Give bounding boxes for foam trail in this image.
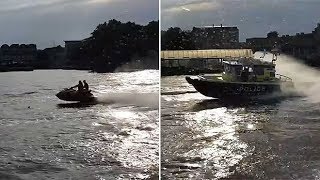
[255,51,320,103]
[96,92,159,109]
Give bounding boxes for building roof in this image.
[1,44,9,49]
[194,26,238,29]
[161,49,253,60]
[64,40,82,43]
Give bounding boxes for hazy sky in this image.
[0,0,158,49]
[162,0,320,41]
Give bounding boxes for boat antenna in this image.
[271,43,280,64]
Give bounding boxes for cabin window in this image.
[270,72,275,77]
[235,66,242,75]
[225,65,231,73]
[254,67,264,75]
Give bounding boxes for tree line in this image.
[161,27,242,50]
[161,27,196,50]
[69,19,159,72]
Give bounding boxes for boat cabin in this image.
[222,60,276,82]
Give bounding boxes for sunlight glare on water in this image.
[0,69,159,180]
[162,72,320,179]
[182,107,248,179]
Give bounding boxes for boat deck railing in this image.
[276,74,292,82]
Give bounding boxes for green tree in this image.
[76,19,158,72]
[267,31,279,38]
[161,27,195,50]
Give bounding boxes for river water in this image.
[0,70,159,180]
[161,55,320,179]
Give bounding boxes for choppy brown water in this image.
[0,70,159,180]
[161,75,320,180]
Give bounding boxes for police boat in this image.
[186,49,294,99]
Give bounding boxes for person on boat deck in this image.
[241,67,249,82]
[83,80,89,91]
[71,81,84,92]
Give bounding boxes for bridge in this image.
[161,49,253,60]
[161,49,254,76]
[162,49,253,67]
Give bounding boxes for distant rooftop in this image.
[194,24,238,29]
[64,40,82,42]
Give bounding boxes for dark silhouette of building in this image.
[313,23,320,54]
[44,46,66,68]
[64,40,82,60]
[0,44,37,66]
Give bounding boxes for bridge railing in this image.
[276,73,292,82]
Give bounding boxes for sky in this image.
[0,0,158,49]
[161,0,320,42]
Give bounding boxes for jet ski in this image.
[56,88,97,103]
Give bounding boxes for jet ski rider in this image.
[71,81,84,92]
[83,80,89,91]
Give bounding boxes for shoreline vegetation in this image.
[1,19,159,73]
[161,24,320,67]
[76,19,159,73]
